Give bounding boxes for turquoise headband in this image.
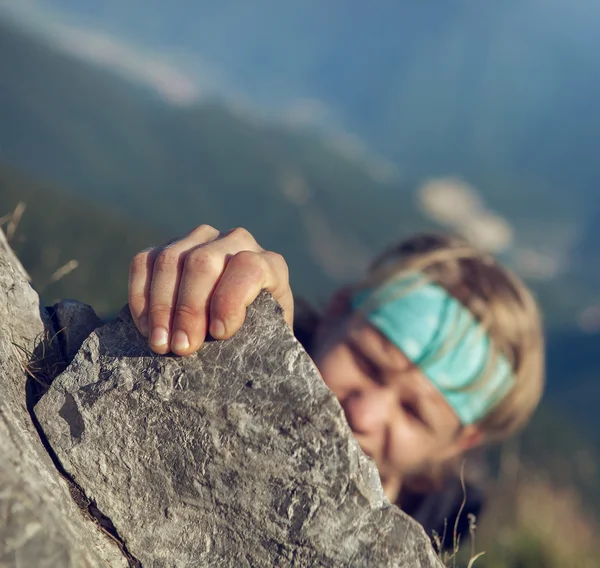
[351,274,515,425]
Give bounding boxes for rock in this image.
[0,223,29,282]
[48,300,104,364]
[35,293,441,567]
[0,235,129,567]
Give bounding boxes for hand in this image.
[128,225,293,356]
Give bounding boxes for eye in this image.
[348,342,382,383]
[402,400,424,424]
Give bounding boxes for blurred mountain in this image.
[17,1,600,203]
[0,18,438,307]
[0,13,594,319]
[4,1,600,319]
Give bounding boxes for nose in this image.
[342,387,396,438]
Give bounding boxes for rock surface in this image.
[0,240,128,567]
[35,293,441,567]
[48,299,104,364]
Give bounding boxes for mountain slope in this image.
[0,163,167,316]
[6,3,600,320]
[27,0,600,207]
[0,20,435,305]
[0,17,597,326]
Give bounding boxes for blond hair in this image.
[355,232,545,443]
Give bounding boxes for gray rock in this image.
[0,236,128,567]
[36,292,441,567]
[0,224,29,282]
[48,299,104,364]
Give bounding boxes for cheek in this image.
[386,422,437,475]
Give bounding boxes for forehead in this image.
[346,313,413,369]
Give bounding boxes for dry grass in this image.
[477,473,600,568]
[12,326,67,393]
[432,461,486,568]
[472,442,600,568]
[430,446,600,568]
[1,201,78,291]
[2,202,71,391]
[0,202,30,281]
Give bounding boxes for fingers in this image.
[169,229,265,355]
[129,224,293,358]
[208,249,293,339]
[128,247,158,337]
[146,244,186,354]
[147,225,222,354]
[128,225,220,349]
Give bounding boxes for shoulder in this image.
[404,476,486,550]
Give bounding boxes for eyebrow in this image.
[346,336,381,377]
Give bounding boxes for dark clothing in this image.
[293,301,487,551]
[399,475,485,551]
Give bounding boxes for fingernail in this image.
[139,315,149,336]
[171,330,189,351]
[210,318,226,339]
[150,326,169,348]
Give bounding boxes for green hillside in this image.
[30,1,600,209]
[0,163,167,316]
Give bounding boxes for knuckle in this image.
[265,251,290,286]
[175,302,201,321]
[185,249,221,276]
[189,224,219,240]
[264,251,291,297]
[130,250,151,272]
[233,249,256,263]
[148,303,173,320]
[265,251,288,274]
[227,226,254,243]
[233,250,264,275]
[154,250,180,270]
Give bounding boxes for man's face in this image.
[312,312,468,501]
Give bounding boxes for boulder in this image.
[35,293,441,567]
[0,238,128,567]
